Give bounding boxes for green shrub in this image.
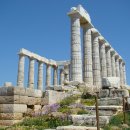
[80,99,95,106]
[58,106,71,114]
[59,95,79,107]
[81,92,95,99]
[77,109,88,115]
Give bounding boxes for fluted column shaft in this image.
[60,69,64,85]
[17,54,25,87]
[119,61,123,86]
[100,43,107,77]
[83,25,93,84]
[115,57,120,77]
[106,47,112,77]
[122,63,127,85]
[28,58,35,89]
[46,64,51,87]
[92,36,101,86]
[70,15,82,82]
[111,53,116,77]
[37,62,43,90]
[53,66,58,86]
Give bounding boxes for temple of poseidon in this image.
[0,5,129,127]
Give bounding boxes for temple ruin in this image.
[0,5,129,126]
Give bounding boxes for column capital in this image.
[110,48,116,56]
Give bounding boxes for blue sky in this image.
[0,0,130,87]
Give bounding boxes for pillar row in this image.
[111,51,116,77]
[92,36,101,87]
[37,61,43,90]
[46,64,51,87]
[28,57,35,89]
[100,42,107,78]
[106,46,112,77]
[83,25,93,84]
[60,69,64,85]
[53,66,58,86]
[70,14,82,82]
[17,54,25,87]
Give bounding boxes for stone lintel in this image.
[19,48,57,66]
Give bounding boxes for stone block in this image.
[0,120,21,126]
[98,97,122,106]
[25,88,42,97]
[27,97,35,105]
[41,97,48,105]
[0,95,28,104]
[0,104,27,113]
[56,126,102,130]
[0,113,23,120]
[99,89,109,98]
[34,105,41,111]
[102,77,120,89]
[0,87,26,96]
[4,82,12,87]
[110,89,129,97]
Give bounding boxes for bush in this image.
[77,109,88,115]
[59,95,79,107]
[80,99,95,106]
[58,106,71,114]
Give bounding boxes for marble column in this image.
[119,59,123,86]
[115,55,120,77]
[53,66,58,86]
[106,45,112,77]
[100,42,107,78]
[60,69,64,85]
[46,64,51,87]
[122,62,127,85]
[111,50,116,77]
[37,61,43,90]
[17,54,25,87]
[70,14,82,82]
[64,65,69,81]
[92,35,101,86]
[83,24,93,84]
[28,57,35,89]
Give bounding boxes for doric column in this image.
[115,55,120,77]
[64,65,70,81]
[53,66,58,86]
[60,69,64,85]
[105,45,112,77]
[119,59,123,86]
[17,54,25,87]
[99,42,107,78]
[92,34,101,87]
[46,64,51,87]
[111,49,116,77]
[69,14,82,82]
[83,24,93,84]
[37,61,43,90]
[122,62,127,85]
[28,57,35,89]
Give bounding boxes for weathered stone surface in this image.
[25,88,42,97]
[102,77,120,89]
[0,95,28,104]
[34,105,41,111]
[56,126,101,130]
[98,97,122,106]
[41,97,48,105]
[0,113,23,120]
[0,104,27,113]
[110,89,129,97]
[0,87,26,96]
[0,120,21,126]
[45,90,71,105]
[99,89,109,98]
[4,82,12,87]
[27,97,41,105]
[70,115,110,127]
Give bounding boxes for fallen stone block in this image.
[0,120,21,126]
[0,104,27,113]
[0,113,23,120]
[0,87,26,96]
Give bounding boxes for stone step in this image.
[56,126,102,130]
[69,115,110,127]
[98,97,122,106]
[84,105,122,116]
